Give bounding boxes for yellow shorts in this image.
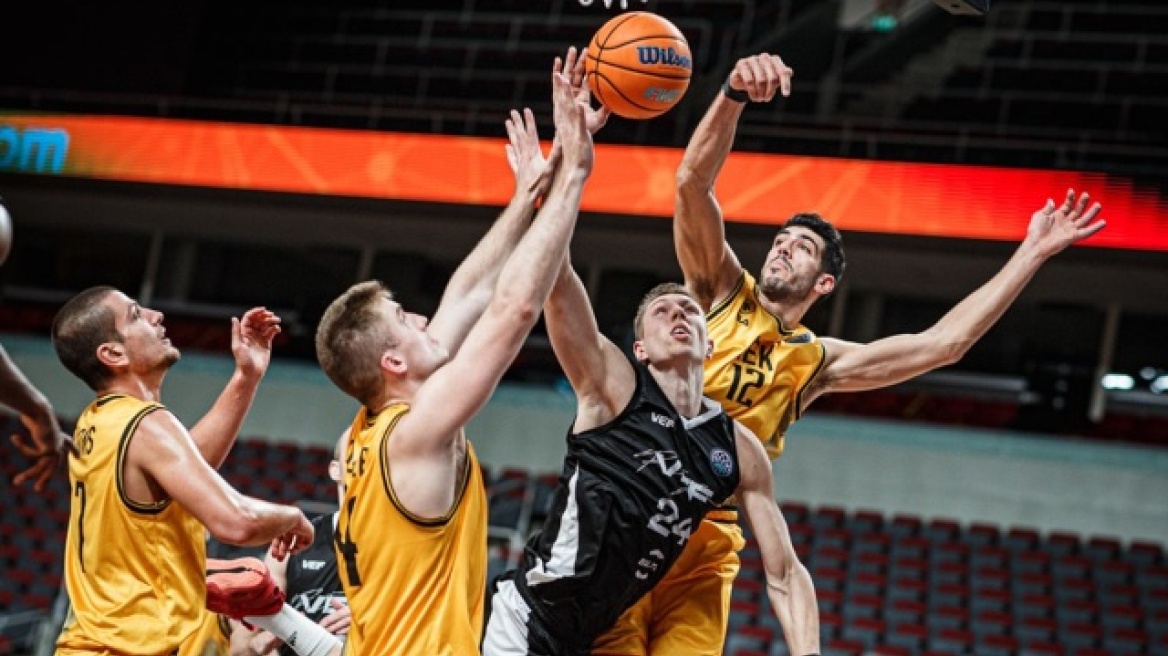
[592,510,745,655]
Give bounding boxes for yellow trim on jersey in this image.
[114,403,167,514]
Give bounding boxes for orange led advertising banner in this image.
[1,112,1165,250]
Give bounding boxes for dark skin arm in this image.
[2,345,74,491]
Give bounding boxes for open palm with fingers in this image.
[1026,189,1106,259]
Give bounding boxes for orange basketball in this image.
[585,12,692,120]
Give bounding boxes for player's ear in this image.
[632,340,649,363]
[328,459,342,483]
[380,351,406,375]
[814,273,836,296]
[96,341,126,368]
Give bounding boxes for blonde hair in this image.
[633,282,697,339]
[316,281,397,407]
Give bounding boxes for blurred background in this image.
[1,1,1166,654]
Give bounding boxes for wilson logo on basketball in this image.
[635,46,692,70]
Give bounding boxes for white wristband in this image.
[245,605,342,656]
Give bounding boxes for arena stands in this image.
[4,411,1165,655]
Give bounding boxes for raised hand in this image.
[11,412,75,491]
[563,46,611,135]
[231,307,282,380]
[1025,189,1106,259]
[727,53,794,103]
[505,108,559,199]
[551,48,594,176]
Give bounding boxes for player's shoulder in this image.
[786,323,820,345]
[707,270,751,321]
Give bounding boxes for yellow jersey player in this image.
[180,611,233,656]
[314,48,601,656]
[51,289,313,656]
[595,52,1106,655]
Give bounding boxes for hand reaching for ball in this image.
[727,53,793,103]
[552,48,595,176]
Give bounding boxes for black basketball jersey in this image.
[280,512,346,656]
[513,361,741,649]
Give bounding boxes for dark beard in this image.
[758,271,814,307]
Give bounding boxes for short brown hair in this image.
[634,282,697,340]
[52,286,120,391]
[315,281,396,407]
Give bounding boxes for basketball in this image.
[0,200,13,267]
[585,12,692,120]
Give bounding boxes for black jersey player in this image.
[482,268,820,656]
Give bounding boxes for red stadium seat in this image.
[887,622,928,651]
[823,637,864,656]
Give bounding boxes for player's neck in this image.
[756,289,813,332]
[367,378,416,413]
[647,361,705,418]
[100,372,166,403]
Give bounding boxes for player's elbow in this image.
[208,502,266,546]
[931,331,974,367]
[675,162,713,198]
[494,292,539,328]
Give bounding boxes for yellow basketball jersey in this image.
[705,272,826,459]
[176,612,231,656]
[336,403,487,656]
[56,394,207,656]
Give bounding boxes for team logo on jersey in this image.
[709,448,734,477]
[651,412,675,428]
[290,588,347,615]
[736,300,753,327]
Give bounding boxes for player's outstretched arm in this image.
[543,257,635,431]
[129,410,313,554]
[396,49,594,457]
[3,345,74,491]
[188,307,282,469]
[735,421,820,656]
[425,110,549,356]
[805,190,1105,406]
[674,53,792,309]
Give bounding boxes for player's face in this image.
[759,226,827,304]
[104,292,180,372]
[381,298,448,378]
[637,293,708,365]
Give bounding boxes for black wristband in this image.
[722,79,749,103]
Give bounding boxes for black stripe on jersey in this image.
[378,411,475,528]
[706,271,746,323]
[95,393,127,407]
[793,340,828,422]
[115,404,169,515]
[216,614,232,641]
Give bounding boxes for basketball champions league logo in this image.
[577,0,647,8]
